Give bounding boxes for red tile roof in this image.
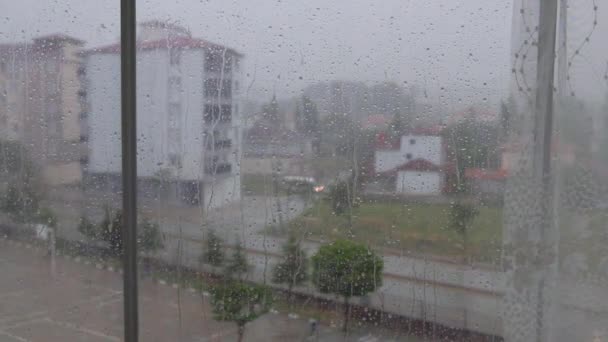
[378,158,443,177]
[33,34,84,45]
[81,36,242,56]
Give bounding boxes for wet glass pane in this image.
[3,1,608,341]
[0,2,124,341]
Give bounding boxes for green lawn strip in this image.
[241,174,277,196]
[276,200,503,262]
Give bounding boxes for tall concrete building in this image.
[83,21,243,208]
[0,43,28,142]
[0,34,85,186]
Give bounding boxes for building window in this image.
[204,104,220,123]
[168,76,182,92]
[205,51,220,72]
[204,79,232,98]
[204,105,231,123]
[410,138,416,145]
[168,103,181,129]
[205,51,232,73]
[406,153,412,160]
[169,49,181,65]
[220,105,231,122]
[168,153,182,167]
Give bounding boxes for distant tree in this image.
[389,112,406,139]
[370,81,407,117]
[312,240,383,332]
[300,96,320,134]
[2,185,39,223]
[298,96,321,155]
[272,235,308,305]
[78,216,99,240]
[330,180,350,215]
[202,229,225,266]
[225,239,249,279]
[448,202,479,262]
[138,219,164,254]
[443,113,500,192]
[35,207,57,228]
[99,207,123,256]
[210,281,272,342]
[0,140,43,222]
[261,94,280,125]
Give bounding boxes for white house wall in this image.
[179,50,205,180]
[136,49,169,178]
[86,54,121,174]
[399,135,442,165]
[396,171,441,194]
[375,135,443,173]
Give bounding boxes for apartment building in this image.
[82,21,243,208]
[0,43,28,141]
[0,35,85,185]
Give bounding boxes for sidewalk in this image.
[40,186,608,339]
[0,237,424,342]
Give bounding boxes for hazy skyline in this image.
[2,0,606,109]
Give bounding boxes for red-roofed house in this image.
[374,134,446,195]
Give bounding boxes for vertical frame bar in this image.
[121,0,139,340]
[533,0,559,341]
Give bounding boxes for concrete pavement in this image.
[39,186,608,339]
[0,238,426,341]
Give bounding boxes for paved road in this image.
[0,239,426,341]
[40,187,608,339]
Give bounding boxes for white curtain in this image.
[504,0,608,341]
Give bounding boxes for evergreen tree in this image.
[448,202,479,262]
[78,216,98,240]
[2,185,39,223]
[99,207,123,256]
[261,94,280,125]
[0,140,42,223]
[202,229,225,266]
[300,96,320,136]
[298,96,321,155]
[225,239,249,278]
[330,180,350,215]
[138,219,164,253]
[272,235,308,304]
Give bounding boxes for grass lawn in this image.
[272,200,503,262]
[241,174,281,196]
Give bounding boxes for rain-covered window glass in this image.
[2,1,608,341]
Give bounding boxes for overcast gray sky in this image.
[1,0,606,107]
